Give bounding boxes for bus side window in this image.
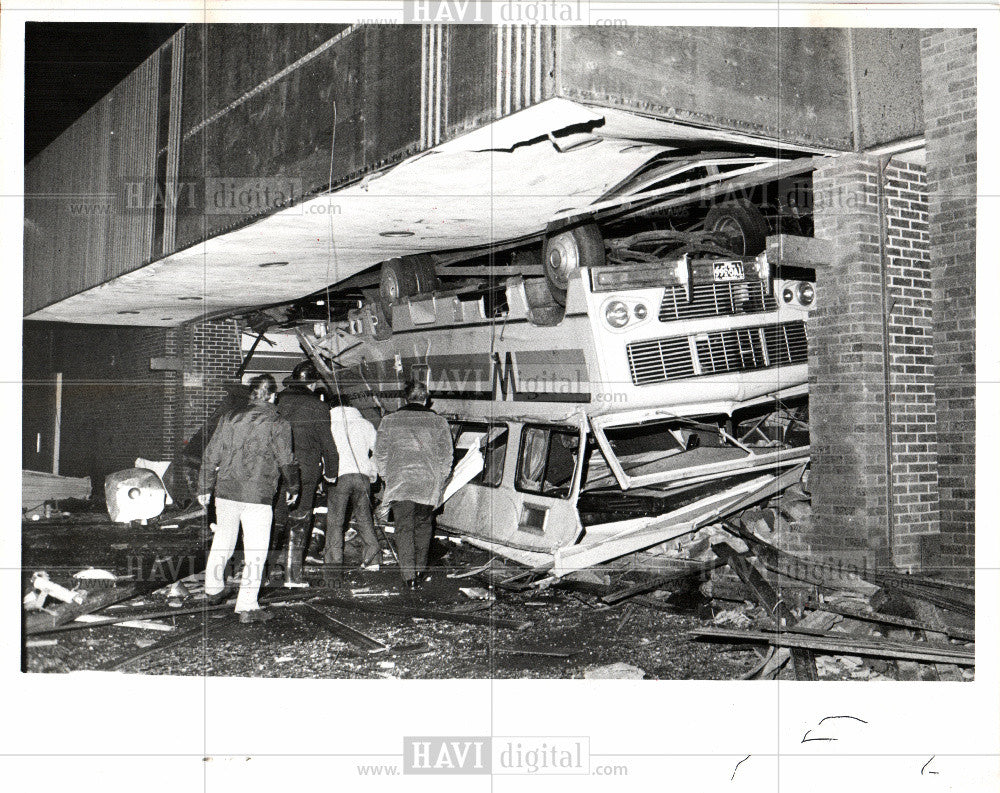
[516,426,579,499]
[543,430,578,498]
[450,421,509,489]
[482,426,509,488]
[517,427,548,493]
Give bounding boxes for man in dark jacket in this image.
[198,374,299,623]
[374,381,453,590]
[274,361,339,587]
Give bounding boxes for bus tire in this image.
[410,254,440,295]
[379,258,416,311]
[378,256,439,323]
[704,200,769,255]
[543,222,605,305]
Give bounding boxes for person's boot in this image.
[305,527,326,565]
[283,525,309,588]
[265,524,288,581]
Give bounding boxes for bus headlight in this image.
[782,285,795,304]
[633,303,648,321]
[797,282,815,306]
[605,301,630,328]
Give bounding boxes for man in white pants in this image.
[197,374,299,623]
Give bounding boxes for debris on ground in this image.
[459,586,494,601]
[689,524,975,681]
[583,662,646,679]
[711,608,754,629]
[20,504,974,681]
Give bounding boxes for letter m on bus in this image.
[491,352,518,400]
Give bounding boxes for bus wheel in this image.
[379,258,415,314]
[704,199,769,255]
[410,254,440,295]
[378,255,439,322]
[543,223,605,305]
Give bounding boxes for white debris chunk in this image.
[583,662,646,680]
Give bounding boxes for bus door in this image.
[440,420,587,554]
[504,421,587,554]
[440,420,518,544]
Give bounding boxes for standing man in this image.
[374,381,453,590]
[197,374,299,623]
[326,399,380,579]
[274,361,339,587]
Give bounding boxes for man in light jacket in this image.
[197,374,299,623]
[325,399,381,577]
[374,381,453,590]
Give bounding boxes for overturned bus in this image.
[303,214,815,583]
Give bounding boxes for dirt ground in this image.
[23,514,758,679]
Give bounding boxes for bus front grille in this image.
[626,321,808,386]
[658,281,777,322]
[626,336,695,385]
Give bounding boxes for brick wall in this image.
[920,29,976,580]
[23,318,245,503]
[22,323,173,488]
[808,154,939,571]
[884,162,940,567]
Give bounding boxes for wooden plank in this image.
[691,627,975,666]
[73,614,175,632]
[26,581,153,635]
[311,595,532,631]
[822,603,975,643]
[495,647,581,659]
[296,604,388,654]
[96,624,206,672]
[26,586,317,636]
[22,470,92,509]
[602,558,725,605]
[712,541,818,680]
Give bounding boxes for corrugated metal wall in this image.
[24,39,166,315]
[26,25,922,318]
[23,24,557,315]
[172,24,555,252]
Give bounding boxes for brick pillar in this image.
[181,318,244,442]
[164,318,244,497]
[808,153,940,572]
[883,161,939,569]
[920,29,976,580]
[809,154,891,570]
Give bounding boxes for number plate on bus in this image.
[713,260,745,281]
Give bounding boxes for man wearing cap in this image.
[273,361,339,587]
